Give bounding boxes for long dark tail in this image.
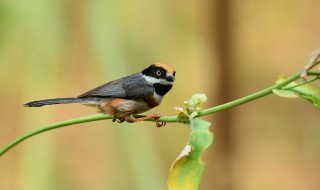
[24,97,99,107]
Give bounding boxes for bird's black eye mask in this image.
[142,65,166,79]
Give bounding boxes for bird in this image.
[24,63,175,127]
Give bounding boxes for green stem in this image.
[0,71,304,157]
[282,75,319,90]
[307,71,320,76]
[0,115,112,157]
[197,72,301,116]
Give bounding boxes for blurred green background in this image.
[1,0,320,189]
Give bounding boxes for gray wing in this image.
[78,73,154,99]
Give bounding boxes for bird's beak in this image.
[166,74,175,82]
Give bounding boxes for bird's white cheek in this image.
[143,75,162,83]
[143,75,173,85]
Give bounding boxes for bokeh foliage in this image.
[1,0,320,190]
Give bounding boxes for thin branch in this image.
[282,76,319,90]
[0,115,113,157]
[0,70,315,157]
[197,72,301,116]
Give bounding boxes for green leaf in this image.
[274,76,320,109]
[167,119,213,190]
[272,89,299,98]
[294,85,320,109]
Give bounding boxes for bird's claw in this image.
[113,114,166,127]
[156,120,166,127]
[154,115,166,128]
[112,117,125,123]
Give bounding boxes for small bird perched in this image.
[24,63,175,127]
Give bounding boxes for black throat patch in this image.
[153,83,173,96]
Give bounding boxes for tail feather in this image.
[24,97,99,107]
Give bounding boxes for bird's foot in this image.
[128,114,166,127]
[112,117,125,123]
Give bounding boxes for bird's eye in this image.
[156,70,162,76]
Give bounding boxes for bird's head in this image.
[142,63,175,86]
